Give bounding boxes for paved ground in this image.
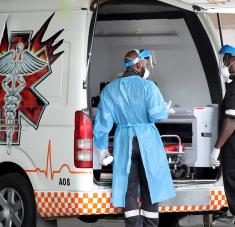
[56,214,235,227]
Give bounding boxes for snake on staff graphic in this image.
[0,42,47,153]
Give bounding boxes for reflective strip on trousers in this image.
[225,109,235,116]
[124,209,139,218]
[140,209,159,219]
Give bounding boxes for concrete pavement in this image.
[57,214,235,227]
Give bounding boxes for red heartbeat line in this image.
[25,140,92,180]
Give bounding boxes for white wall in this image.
[90,19,211,107]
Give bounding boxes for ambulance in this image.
[0,0,234,226]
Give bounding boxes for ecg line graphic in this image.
[25,140,92,180]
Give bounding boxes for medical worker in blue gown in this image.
[94,49,175,227]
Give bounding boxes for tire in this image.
[0,173,36,227]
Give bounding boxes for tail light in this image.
[74,111,93,168]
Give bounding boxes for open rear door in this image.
[91,0,235,13]
[0,13,9,42]
[157,0,235,13]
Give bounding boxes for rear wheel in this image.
[0,173,36,227]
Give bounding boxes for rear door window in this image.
[209,14,235,47]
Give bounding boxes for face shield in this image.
[139,49,154,79]
[139,49,153,68]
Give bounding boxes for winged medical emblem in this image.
[0,43,47,153]
[0,13,64,154]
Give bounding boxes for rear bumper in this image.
[159,187,227,212]
[35,186,228,218]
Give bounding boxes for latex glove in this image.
[99,148,113,166]
[210,148,221,169]
[165,100,175,114]
[168,107,175,114]
[166,100,172,112]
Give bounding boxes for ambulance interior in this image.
[88,1,222,185]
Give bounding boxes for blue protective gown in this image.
[94,75,175,208]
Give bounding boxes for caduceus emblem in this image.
[0,42,47,153]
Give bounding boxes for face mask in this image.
[140,61,149,79]
[143,68,149,79]
[220,55,235,83]
[221,65,231,82]
[220,61,235,83]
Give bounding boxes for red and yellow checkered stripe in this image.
[35,191,123,217]
[35,190,228,218]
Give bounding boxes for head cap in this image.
[219,45,235,56]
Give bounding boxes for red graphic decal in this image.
[25,141,92,180]
[207,0,230,4]
[0,13,64,148]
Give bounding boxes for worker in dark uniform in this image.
[210,44,235,215]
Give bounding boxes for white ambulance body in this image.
[0,0,234,226]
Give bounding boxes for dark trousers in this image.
[124,137,159,227]
[221,139,235,215]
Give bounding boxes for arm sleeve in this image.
[146,81,168,122]
[224,92,235,118]
[94,92,114,150]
